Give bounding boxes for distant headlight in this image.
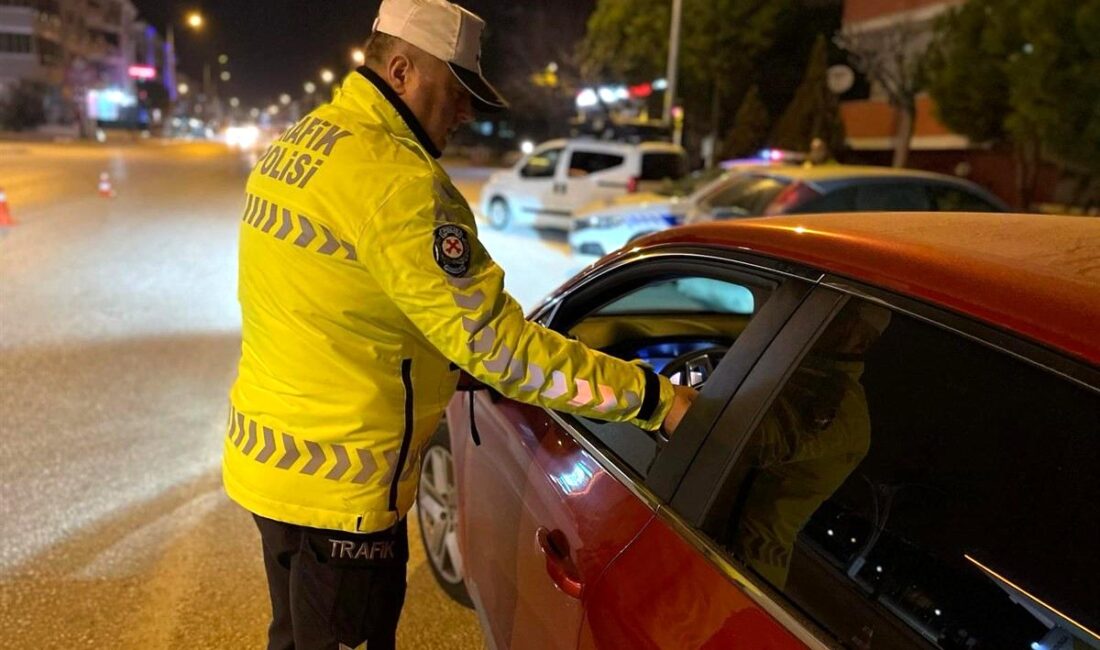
[579,214,624,229]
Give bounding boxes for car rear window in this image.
[855,182,932,211]
[640,152,688,181]
[930,184,1002,212]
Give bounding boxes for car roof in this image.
[538,138,685,154]
[639,212,1100,365]
[764,164,963,183]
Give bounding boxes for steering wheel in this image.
[660,346,729,389]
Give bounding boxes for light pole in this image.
[663,0,683,145]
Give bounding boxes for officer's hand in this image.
[661,385,698,437]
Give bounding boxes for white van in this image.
[478,138,687,231]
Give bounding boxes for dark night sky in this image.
[130,0,594,109]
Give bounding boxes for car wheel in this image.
[487,197,511,230]
[416,420,473,608]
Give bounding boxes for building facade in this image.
[838,0,1061,208]
[0,0,157,128]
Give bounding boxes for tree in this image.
[769,35,845,157]
[836,18,931,167]
[580,0,788,158]
[1007,0,1100,188]
[722,85,770,158]
[925,0,1100,207]
[579,0,670,85]
[0,80,48,132]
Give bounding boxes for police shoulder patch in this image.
[433,224,471,277]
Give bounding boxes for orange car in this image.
[419,213,1099,650]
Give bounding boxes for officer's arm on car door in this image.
[358,173,674,431]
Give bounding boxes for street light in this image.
[218,53,229,65]
[279,93,291,106]
[663,0,682,134]
[178,82,189,95]
[303,81,317,94]
[320,69,335,84]
[220,71,231,82]
[351,48,365,66]
[186,11,203,30]
[229,97,240,108]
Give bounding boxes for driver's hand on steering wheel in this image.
[661,385,699,437]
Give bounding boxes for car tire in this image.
[416,419,474,608]
[487,197,511,230]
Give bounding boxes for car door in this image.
[455,251,816,649]
[579,287,841,650]
[620,283,1100,649]
[561,147,629,214]
[508,144,566,223]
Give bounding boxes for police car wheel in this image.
[416,421,474,608]
[487,198,511,230]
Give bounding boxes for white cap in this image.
[372,0,508,112]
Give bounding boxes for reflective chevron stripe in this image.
[225,407,394,485]
[240,192,358,261]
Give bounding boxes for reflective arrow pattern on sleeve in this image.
[241,192,358,261]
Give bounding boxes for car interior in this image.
[542,266,778,474]
[564,275,766,388]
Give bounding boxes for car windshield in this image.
[656,168,727,197]
[697,175,791,216]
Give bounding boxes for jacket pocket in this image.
[387,358,414,512]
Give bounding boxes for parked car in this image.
[417,213,1099,650]
[479,138,688,231]
[569,165,1010,258]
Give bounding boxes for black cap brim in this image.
[448,63,508,113]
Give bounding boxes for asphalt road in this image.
[0,140,577,649]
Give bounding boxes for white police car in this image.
[479,138,687,231]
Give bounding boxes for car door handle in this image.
[553,182,567,194]
[535,526,583,599]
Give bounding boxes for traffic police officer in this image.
[223,0,696,647]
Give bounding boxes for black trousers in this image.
[253,514,409,650]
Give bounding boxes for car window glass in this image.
[595,278,755,315]
[855,183,932,211]
[657,168,727,197]
[568,150,625,177]
[640,152,688,181]
[788,186,858,213]
[713,298,1100,649]
[520,147,563,178]
[562,272,775,477]
[700,177,789,217]
[930,185,1000,212]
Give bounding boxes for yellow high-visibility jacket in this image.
[223,68,674,534]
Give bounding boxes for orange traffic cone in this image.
[98,172,115,199]
[0,187,15,226]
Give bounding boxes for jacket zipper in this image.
[388,358,414,512]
